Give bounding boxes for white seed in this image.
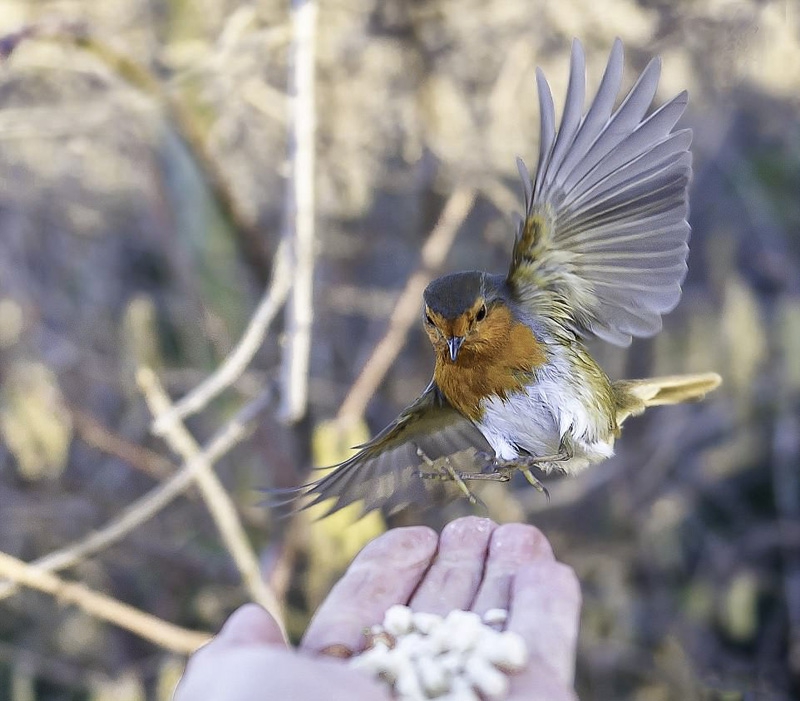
[350,606,528,700]
[494,630,528,671]
[442,611,483,651]
[482,608,508,626]
[396,631,434,658]
[448,675,481,701]
[444,609,483,630]
[445,622,482,652]
[466,655,510,700]
[475,629,528,671]
[421,630,447,656]
[349,642,391,676]
[411,611,442,635]
[416,655,450,696]
[392,650,417,683]
[474,631,503,662]
[428,620,455,652]
[394,661,427,701]
[383,604,414,636]
[439,650,464,675]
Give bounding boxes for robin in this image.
[283,38,721,518]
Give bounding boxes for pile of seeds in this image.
[348,605,527,700]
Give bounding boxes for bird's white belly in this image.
[475,380,615,474]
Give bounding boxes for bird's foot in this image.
[467,450,574,501]
[412,446,482,506]
[458,462,549,501]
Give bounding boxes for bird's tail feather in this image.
[614,372,721,424]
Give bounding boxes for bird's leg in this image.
[488,441,573,471]
[456,464,550,500]
[412,446,480,506]
[503,441,574,468]
[518,468,549,499]
[467,442,575,498]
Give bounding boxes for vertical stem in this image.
[280,0,318,423]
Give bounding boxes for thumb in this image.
[215,603,287,648]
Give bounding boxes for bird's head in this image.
[422,271,509,363]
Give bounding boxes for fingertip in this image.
[392,524,439,547]
[409,517,496,615]
[437,516,497,554]
[442,515,497,539]
[470,523,553,616]
[216,603,286,648]
[302,526,439,653]
[489,523,555,561]
[353,525,438,567]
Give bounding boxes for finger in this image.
[177,645,391,701]
[176,604,288,700]
[470,523,554,617]
[508,670,578,701]
[213,603,287,648]
[302,525,438,653]
[409,516,496,615]
[507,561,581,687]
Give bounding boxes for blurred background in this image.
[0,0,798,699]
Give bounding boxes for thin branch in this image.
[138,369,287,642]
[152,239,293,435]
[0,23,298,426]
[0,550,210,655]
[0,390,275,603]
[335,186,476,427]
[70,406,174,481]
[279,0,318,423]
[0,20,274,281]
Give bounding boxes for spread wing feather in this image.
[280,382,491,519]
[509,38,692,346]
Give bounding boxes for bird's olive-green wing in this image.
[285,382,492,519]
[509,38,692,346]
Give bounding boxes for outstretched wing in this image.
[509,38,692,346]
[280,382,492,519]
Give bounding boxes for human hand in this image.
[174,516,580,701]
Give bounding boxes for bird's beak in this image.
[447,336,464,361]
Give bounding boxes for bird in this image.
[279,38,721,519]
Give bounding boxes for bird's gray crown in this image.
[423,271,486,319]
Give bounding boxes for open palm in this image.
[175,517,580,701]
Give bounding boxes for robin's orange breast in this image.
[433,306,546,422]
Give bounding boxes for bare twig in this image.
[0,20,274,281]
[70,407,174,481]
[0,390,275,603]
[138,369,287,642]
[152,239,293,435]
[279,0,318,423]
[0,550,210,654]
[335,187,476,427]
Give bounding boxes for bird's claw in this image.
[467,453,552,501]
[413,446,481,506]
[412,446,554,504]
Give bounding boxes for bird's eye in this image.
[475,304,487,322]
